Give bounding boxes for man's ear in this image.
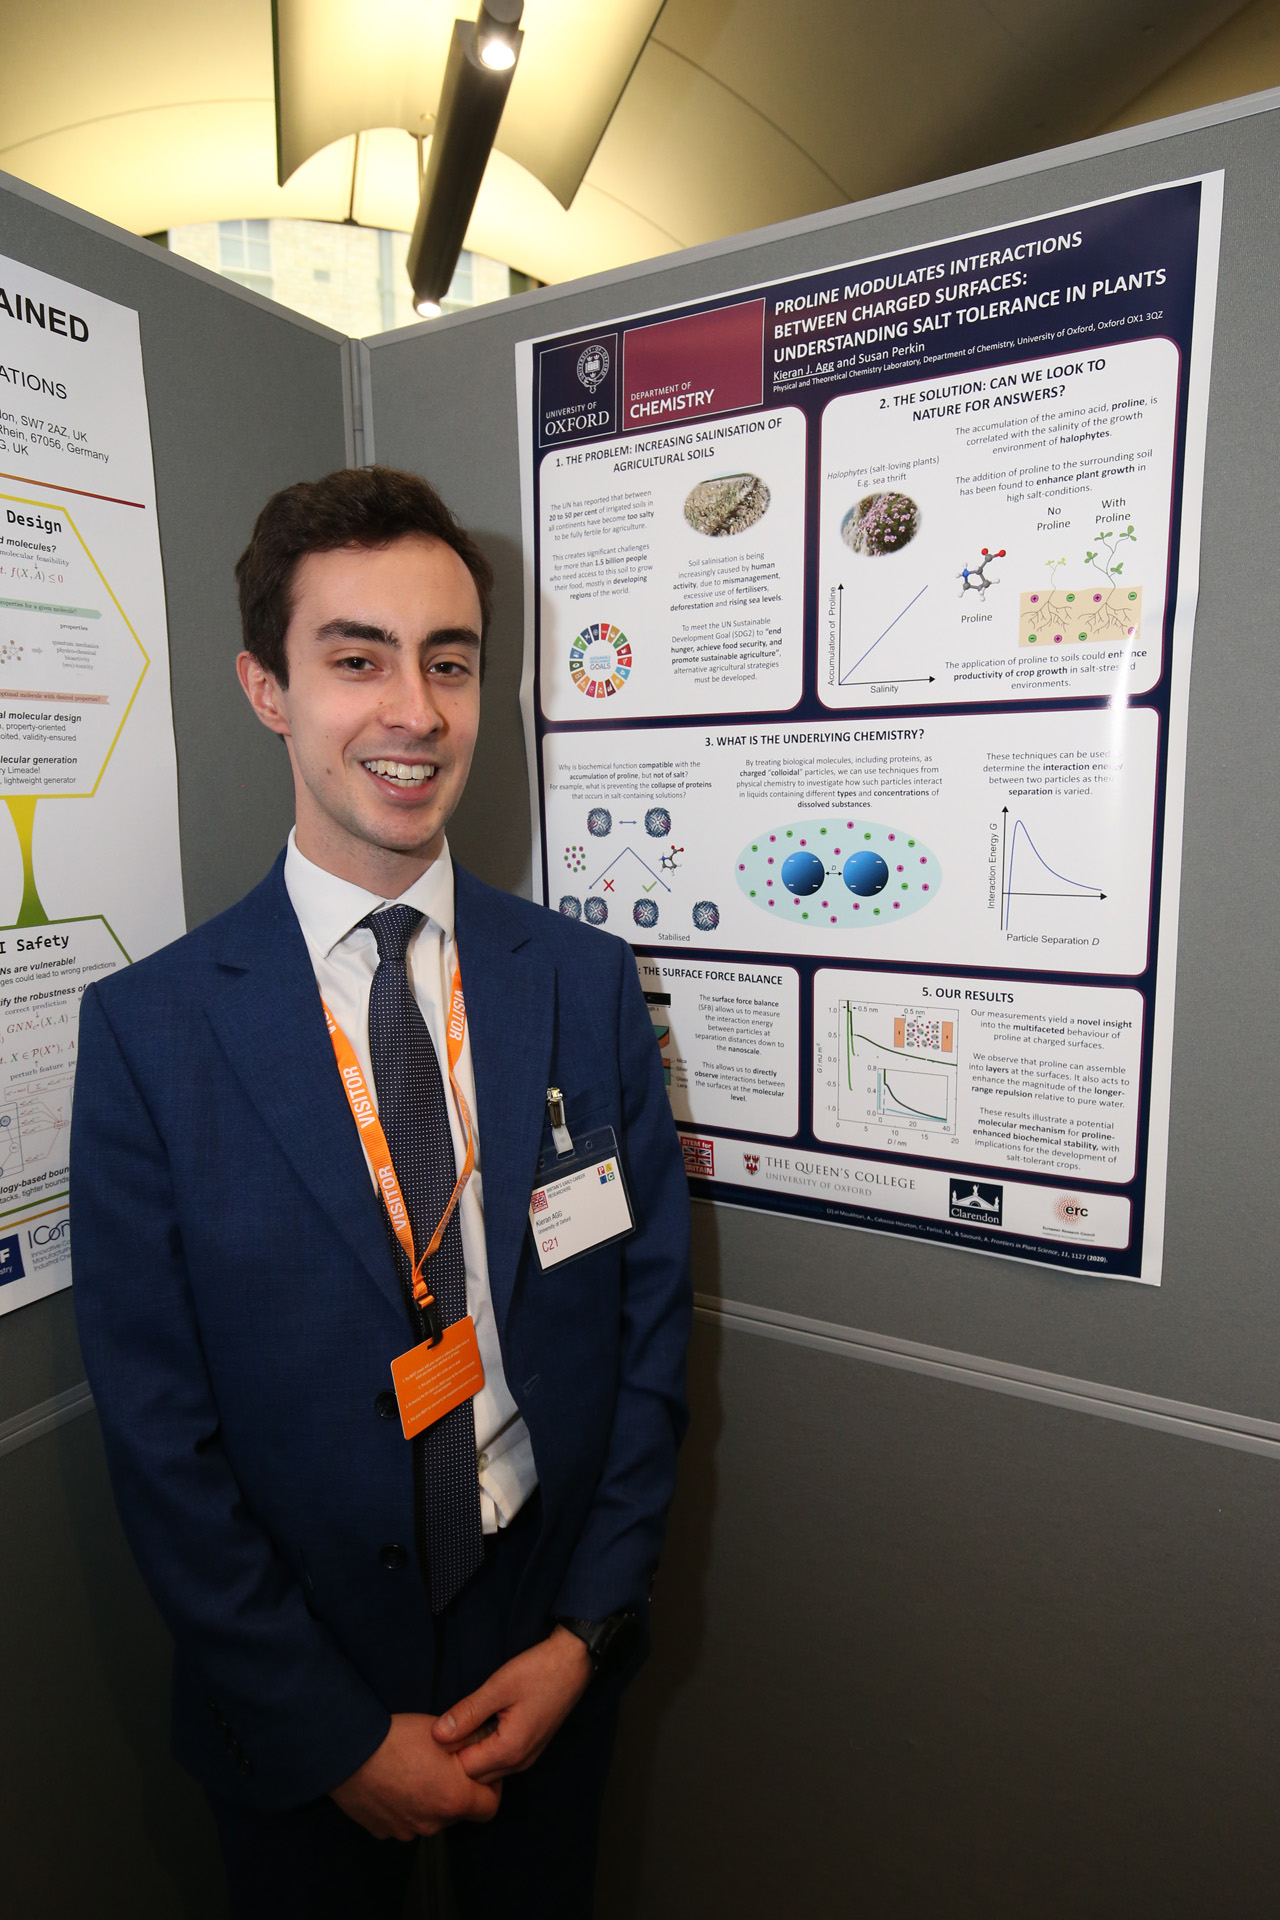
[237,652,290,738]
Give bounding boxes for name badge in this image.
[528,1125,635,1271]
[391,1315,486,1439]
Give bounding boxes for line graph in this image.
[836,581,933,686]
[838,999,959,1137]
[999,809,1106,930]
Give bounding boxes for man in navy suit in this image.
[69,467,691,1918]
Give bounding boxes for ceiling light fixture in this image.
[407,0,524,315]
[477,0,521,71]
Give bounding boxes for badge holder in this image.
[528,1090,636,1272]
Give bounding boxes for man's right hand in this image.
[331,1712,502,1840]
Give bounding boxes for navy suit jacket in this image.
[69,856,691,1811]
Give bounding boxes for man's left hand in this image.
[431,1626,592,1783]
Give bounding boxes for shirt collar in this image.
[284,829,456,961]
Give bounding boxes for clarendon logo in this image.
[0,1231,25,1285]
[569,621,631,699]
[743,1153,760,1176]
[532,1189,549,1214]
[949,1179,1003,1227]
[577,342,610,392]
[1054,1194,1090,1225]
[680,1135,715,1179]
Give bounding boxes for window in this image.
[441,250,475,314]
[217,220,273,297]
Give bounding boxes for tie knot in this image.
[360,904,424,966]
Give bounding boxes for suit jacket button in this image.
[379,1542,408,1570]
[374,1391,397,1419]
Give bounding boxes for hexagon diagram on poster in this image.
[0,494,148,797]
[736,818,941,928]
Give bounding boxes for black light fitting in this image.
[407,0,525,317]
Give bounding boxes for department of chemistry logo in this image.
[569,622,631,699]
[949,1179,1003,1226]
[577,342,610,392]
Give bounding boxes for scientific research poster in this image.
[0,253,184,1315]
[517,177,1222,1284]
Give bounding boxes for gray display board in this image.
[366,98,1280,1431]
[0,169,348,1917]
[362,99,1280,1913]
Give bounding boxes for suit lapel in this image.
[456,867,554,1336]
[204,862,402,1317]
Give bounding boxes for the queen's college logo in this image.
[577,342,610,392]
[743,1154,759,1176]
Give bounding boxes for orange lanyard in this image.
[323,953,474,1327]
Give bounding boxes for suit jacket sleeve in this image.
[550,939,693,1621]
[71,983,392,1809]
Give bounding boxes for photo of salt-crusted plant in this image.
[841,491,920,555]
[683,472,771,537]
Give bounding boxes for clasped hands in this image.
[331,1625,592,1841]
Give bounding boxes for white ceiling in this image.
[0,0,1271,284]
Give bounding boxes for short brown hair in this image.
[235,466,494,684]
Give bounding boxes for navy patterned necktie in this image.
[361,904,483,1613]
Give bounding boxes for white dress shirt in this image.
[284,831,537,1533]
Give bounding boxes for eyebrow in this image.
[314,618,481,650]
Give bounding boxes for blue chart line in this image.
[879,1070,949,1124]
[1001,818,1104,929]
[840,583,929,683]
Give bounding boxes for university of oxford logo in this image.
[577,343,610,392]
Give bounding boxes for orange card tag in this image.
[390,1316,486,1440]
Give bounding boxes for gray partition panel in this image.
[597,1315,1280,1919]
[365,102,1280,1426]
[0,174,351,1915]
[0,171,350,1427]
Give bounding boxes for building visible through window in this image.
[165,220,539,335]
[217,220,273,298]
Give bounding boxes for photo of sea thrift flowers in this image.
[841,491,920,555]
[683,472,771,536]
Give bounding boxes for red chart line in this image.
[0,470,146,510]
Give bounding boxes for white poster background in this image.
[0,253,185,1314]
[518,175,1224,1285]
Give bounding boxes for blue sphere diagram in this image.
[645,807,672,837]
[843,850,890,897]
[587,807,612,837]
[633,899,659,928]
[781,850,825,897]
[584,897,608,925]
[735,818,941,930]
[558,895,582,919]
[692,900,720,932]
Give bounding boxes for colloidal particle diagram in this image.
[737,819,941,929]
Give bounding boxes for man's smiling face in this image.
[237,532,483,890]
